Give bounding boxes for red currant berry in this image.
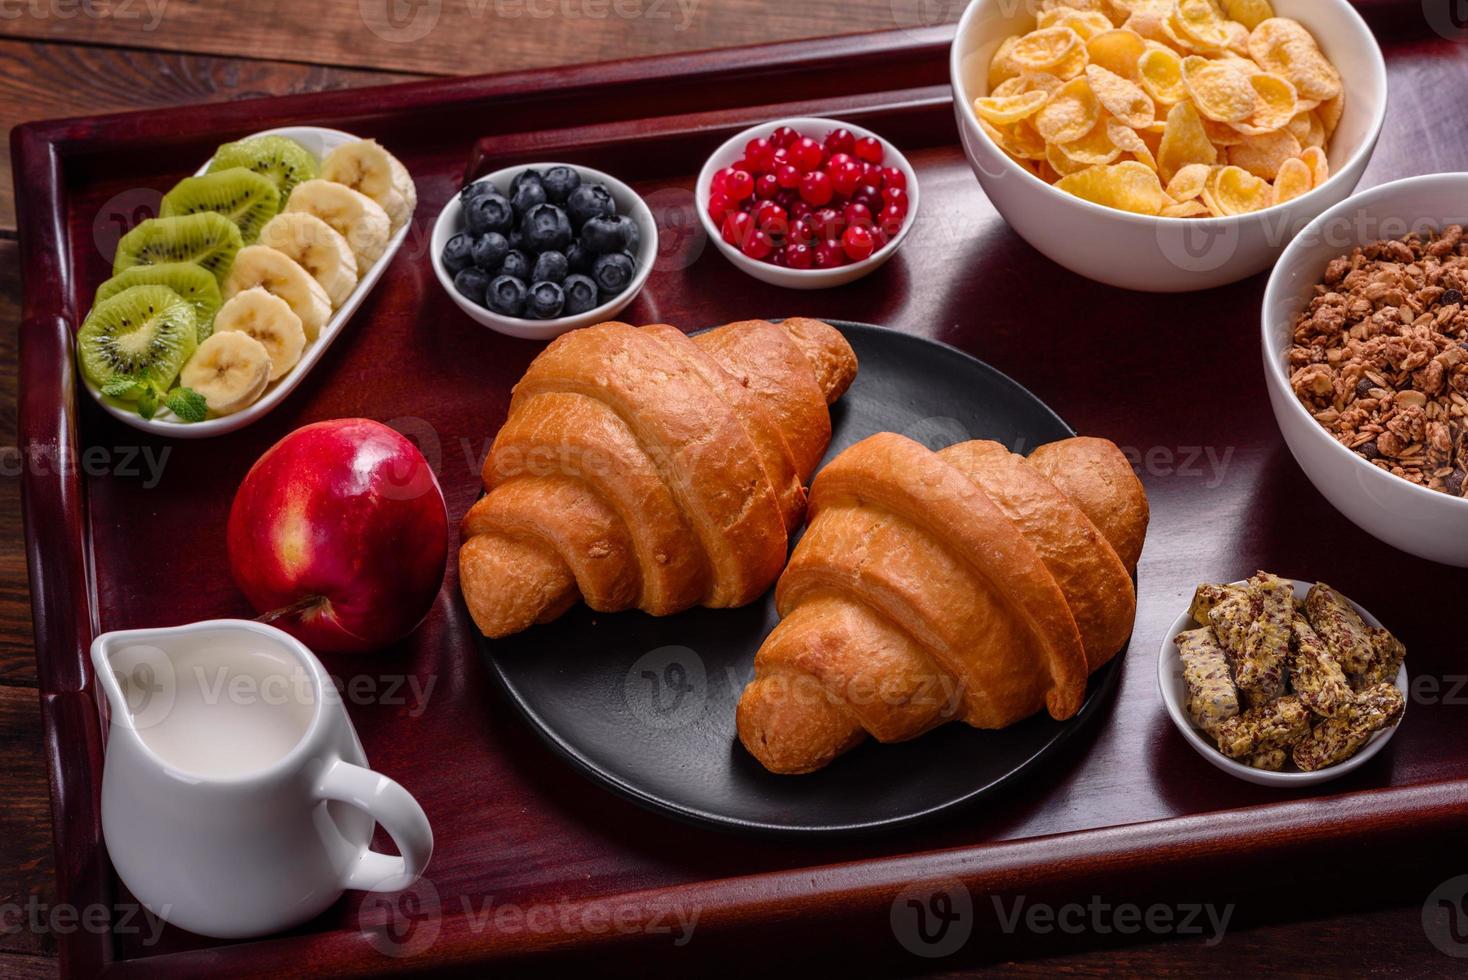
[775,163,802,190]
[882,185,909,215]
[789,200,814,221]
[741,228,774,260]
[852,184,882,212]
[810,206,844,239]
[842,224,875,262]
[824,128,856,155]
[880,167,906,191]
[784,243,814,269]
[843,201,873,228]
[792,136,825,172]
[707,191,734,223]
[771,247,787,267]
[755,173,779,200]
[854,136,884,164]
[879,203,906,236]
[830,160,864,197]
[814,238,847,268]
[788,218,816,246]
[721,210,753,247]
[871,226,890,251]
[754,201,788,233]
[799,170,833,206]
[726,169,754,201]
[825,152,854,173]
[770,125,799,148]
[711,167,736,196]
[744,137,775,173]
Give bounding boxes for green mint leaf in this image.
[165,387,208,423]
[100,377,142,399]
[136,388,158,420]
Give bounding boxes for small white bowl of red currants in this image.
[432,162,657,340]
[695,117,920,289]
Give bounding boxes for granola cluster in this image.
[1287,225,1468,496]
[1175,574,1405,773]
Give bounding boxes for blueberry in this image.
[592,252,635,296]
[508,226,524,251]
[486,275,528,317]
[459,180,497,205]
[527,281,566,319]
[567,183,615,228]
[562,274,600,315]
[509,169,544,198]
[565,241,593,274]
[510,180,547,220]
[499,249,533,281]
[611,214,640,255]
[579,215,624,255]
[441,233,473,274]
[471,232,509,272]
[541,166,582,204]
[532,250,569,284]
[453,266,492,305]
[464,191,513,236]
[522,204,573,253]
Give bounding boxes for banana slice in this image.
[321,139,417,233]
[181,331,272,416]
[214,287,306,382]
[257,212,358,308]
[284,179,392,273]
[222,244,332,341]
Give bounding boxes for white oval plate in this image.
[79,126,412,438]
[1157,578,1407,787]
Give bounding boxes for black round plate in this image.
[477,322,1123,835]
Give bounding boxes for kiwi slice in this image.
[94,262,222,341]
[207,135,318,204]
[160,168,280,243]
[114,213,243,285]
[78,285,198,405]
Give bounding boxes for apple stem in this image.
[256,595,327,625]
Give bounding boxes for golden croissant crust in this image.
[459,319,857,638]
[736,433,1148,774]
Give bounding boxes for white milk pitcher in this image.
[91,619,433,939]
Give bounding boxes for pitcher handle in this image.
[316,759,433,893]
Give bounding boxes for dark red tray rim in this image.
[13,16,1467,979]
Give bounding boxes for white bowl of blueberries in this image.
[432,162,657,340]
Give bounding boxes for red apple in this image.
[227,419,448,654]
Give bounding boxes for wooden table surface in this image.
[1,2,1462,976]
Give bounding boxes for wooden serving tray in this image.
[14,14,1468,978]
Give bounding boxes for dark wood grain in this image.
[0,0,959,76]
[0,41,419,234]
[0,685,58,959]
[8,10,1468,980]
[0,242,34,686]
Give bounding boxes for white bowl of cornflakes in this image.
[950,0,1387,292]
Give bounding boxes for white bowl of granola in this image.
[1263,173,1468,566]
[1157,577,1407,787]
[950,0,1387,292]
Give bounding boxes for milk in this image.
[117,635,318,778]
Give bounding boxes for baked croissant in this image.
[736,433,1148,774]
[460,318,858,638]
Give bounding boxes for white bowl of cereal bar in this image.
[1158,573,1407,787]
[1263,173,1468,566]
[949,0,1387,292]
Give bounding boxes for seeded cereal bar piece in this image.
[1289,614,1352,717]
[1213,696,1311,760]
[1176,627,1240,734]
[1250,749,1287,772]
[1207,590,1255,663]
[1188,583,1246,627]
[1351,627,1407,691]
[1235,572,1292,707]
[1305,583,1377,675]
[1293,683,1406,772]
